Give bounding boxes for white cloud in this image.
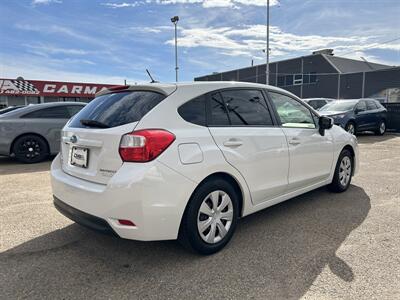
[24,43,90,56]
[165,24,400,63]
[32,0,62,5]
[101,0,279,8]
[0,54,137,84]
[202,0,234,8]
[15,24,106,47]
[101,2,143,8]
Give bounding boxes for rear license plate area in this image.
[70,146,89,168]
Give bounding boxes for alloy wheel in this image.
[16,138,42,161]
[339,156,352,187]
[197,190,233,244]
[347,123,355,135]
[379,122,386,134]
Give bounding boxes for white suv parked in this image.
[51,82,358,254]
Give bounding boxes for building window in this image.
[309,72,317,83]
[275,72,317,87]
[303,74,310,84]
[277,76,285,87]
[293,74,303,85]
[26,96,40,104]
[285,75,293,86]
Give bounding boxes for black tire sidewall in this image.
[330,150,353,192]
[13,135,48,163]
[181,179,239,255]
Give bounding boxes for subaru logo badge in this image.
[70,135,78,143]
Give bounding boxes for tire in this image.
[328,149,353,193]
[12,134,49,163]
[375,120,386,136]
[345,121,356,135]
[178,178,239,255]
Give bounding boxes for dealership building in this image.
[0,78,115,108]
[195,49,400,103]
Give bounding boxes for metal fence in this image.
[383,103,400,132]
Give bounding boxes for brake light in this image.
[119,129,175,162]
[108,85,129,91]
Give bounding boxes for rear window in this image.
[178,95,207,126]
[69,91,165,128]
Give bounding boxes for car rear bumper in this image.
[51,154,197,241]
[54,196,118,236]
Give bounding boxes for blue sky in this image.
[0,0,399,84]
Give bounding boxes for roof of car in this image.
[303,98,335,101]
[97,81,294,98]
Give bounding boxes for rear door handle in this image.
[223,139,243,147]
[288,138,301,146]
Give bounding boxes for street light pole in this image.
[266,0,270,85]
[171,16,179,82]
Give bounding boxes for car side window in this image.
[178,95,207,126]
[366,100,378,110]
[67,105,84,118]
[209,92,230,126]
[307,100,318,109]
[356,101,367,112]
[269,92,316,129]
[21,106,71,119]
[219,89,273,126]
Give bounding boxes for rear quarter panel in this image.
[1,118,67,155]
[134,86,254,216]
[0,119,25,155]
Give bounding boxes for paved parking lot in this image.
[1,134,399,299]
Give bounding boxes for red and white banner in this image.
[0,78,115,97]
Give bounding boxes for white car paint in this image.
[51,81,358,242]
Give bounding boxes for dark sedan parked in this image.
[0,102,85,163]
[319,99,387,135]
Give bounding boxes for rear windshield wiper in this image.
[80,119,110,128]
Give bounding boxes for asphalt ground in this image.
[1,133,399,299]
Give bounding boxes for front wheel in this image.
[179,179,239,255]
[345,121,356,135]
[375,120,386,136]
[328,149,353,193]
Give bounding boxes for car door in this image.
[207,89,289,205]
[365,100,379,129]
[354,100,369,130]
[267,91,334,192]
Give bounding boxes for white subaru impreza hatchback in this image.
[51,82,358,254]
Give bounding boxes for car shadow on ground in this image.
[0,156,53,175]
[0,185,370,299]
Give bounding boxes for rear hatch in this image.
[60,86,175,184]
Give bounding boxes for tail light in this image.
[119,129,175,162]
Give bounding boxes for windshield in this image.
[69,91,165,128]
[319,100,358,112]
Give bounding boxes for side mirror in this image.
[354,108,361,114]
[318,116,333,136]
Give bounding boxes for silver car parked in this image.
[0,102,85,163]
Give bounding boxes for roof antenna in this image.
[146,69,158,83]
